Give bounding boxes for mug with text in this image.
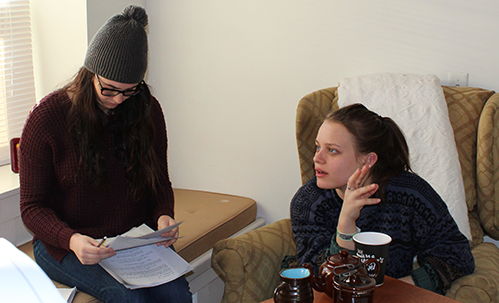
[353,231,392,285]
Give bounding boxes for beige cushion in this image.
[173,188,257,262]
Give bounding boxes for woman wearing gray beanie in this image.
[20,5,191,302]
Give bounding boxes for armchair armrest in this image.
[446,242,499,302]
[211,218,296,303]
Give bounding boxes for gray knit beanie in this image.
[84,5,148,84]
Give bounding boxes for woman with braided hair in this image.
[20,5,191,302]
[283,103,474,294]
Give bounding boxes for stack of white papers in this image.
[99,223,192,289]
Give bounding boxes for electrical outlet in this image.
[447,72,468,87]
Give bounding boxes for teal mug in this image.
[273,268,314,303]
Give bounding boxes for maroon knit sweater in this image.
[19,90,174,262]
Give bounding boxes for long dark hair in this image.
[65,66,162,202]
[326,103,411,199]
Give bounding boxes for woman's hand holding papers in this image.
[69,233,116,265]
[156,215,179,248]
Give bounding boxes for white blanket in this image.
[337,73,471,241]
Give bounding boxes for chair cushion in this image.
[174,188,257,262]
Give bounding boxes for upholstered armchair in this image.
[211,86,499,303]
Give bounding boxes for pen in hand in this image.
[97,236,107,248]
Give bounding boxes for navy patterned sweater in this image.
[284,171,475,294]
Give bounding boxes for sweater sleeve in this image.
[411,233,474,294]
[408,178,475,294]
[149,98,175,224]
[19,94,76,252]
[411,263,443,293]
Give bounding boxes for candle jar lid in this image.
[333,269,376,300]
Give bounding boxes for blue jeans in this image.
[33,240,192,303]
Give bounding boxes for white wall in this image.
[146,0,499,225]
[30,0,87,100]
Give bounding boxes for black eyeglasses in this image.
[96,75,143,97]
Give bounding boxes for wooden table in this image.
[264,276,459,303]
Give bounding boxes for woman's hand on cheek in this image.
[336,165,381,250]
[340,165,381,223]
